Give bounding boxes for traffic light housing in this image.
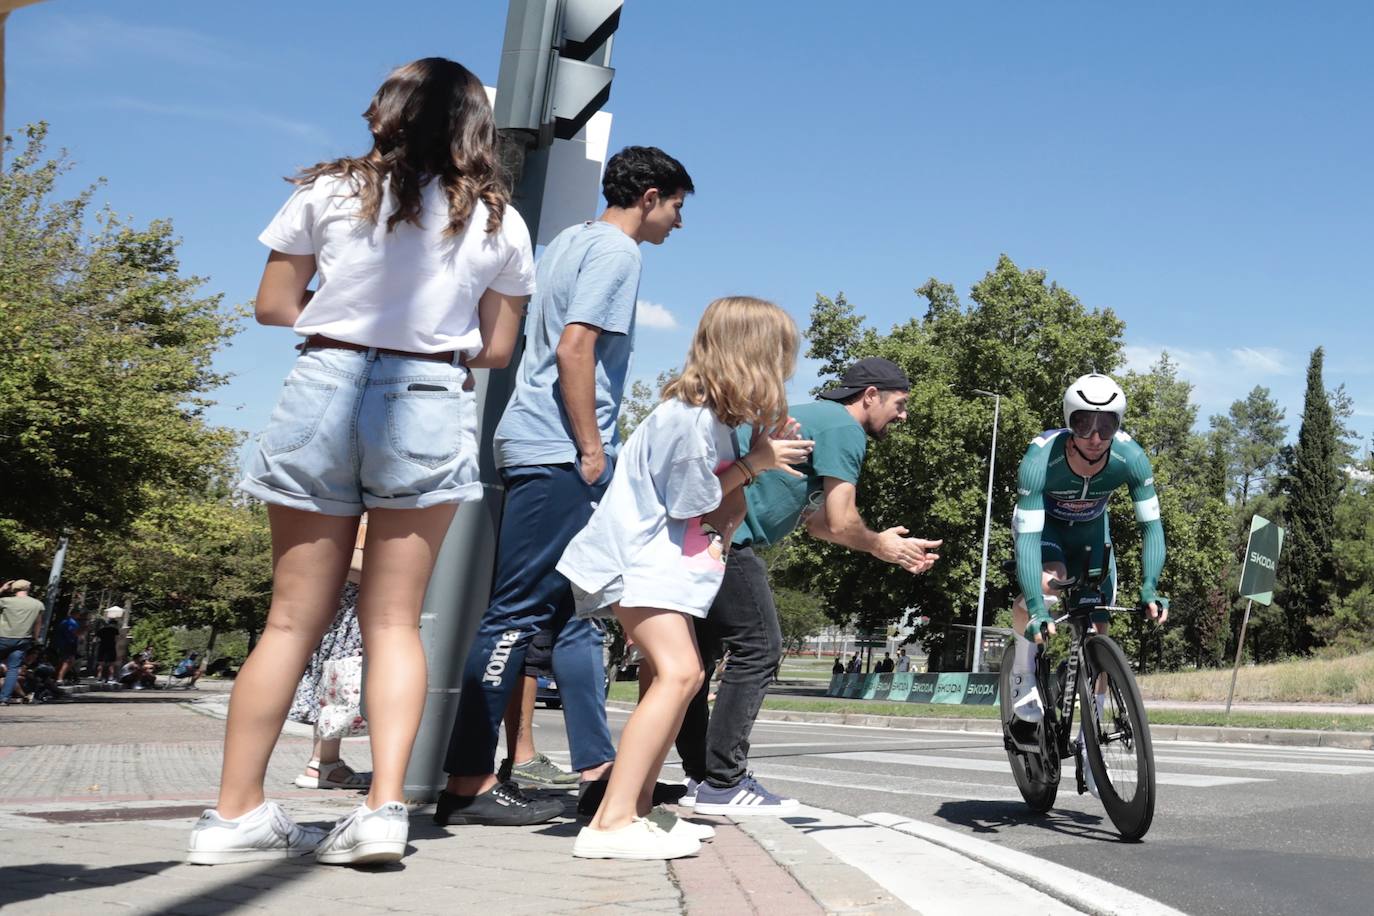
[494,0,621,146]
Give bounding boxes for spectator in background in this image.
[119,654,157,690]
[876,652,894,674]
[831,657,844,676]
[53,610,85,684]
[95,618,120,684]
[172,652,203,688]
[1,579,45,704]
[895,648,911,673]
[846,653,862,674]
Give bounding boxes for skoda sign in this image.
[1238,515,1285,605]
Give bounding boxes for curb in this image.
[609,702,1373,750]
[730,815,915,915]
[861,812,1184,916]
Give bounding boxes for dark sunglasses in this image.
[1069,411,1120,439]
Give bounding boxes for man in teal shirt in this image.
[679,358,943,815]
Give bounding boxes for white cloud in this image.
[106,98,331,145]
[636,300,679,330]
[1123,343,1298,422]
[34,14,240,70]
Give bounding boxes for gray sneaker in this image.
[505,752,580,788]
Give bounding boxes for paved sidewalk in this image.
[0,685,1097,915]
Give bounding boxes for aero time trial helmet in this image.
[1063,373,1126,439]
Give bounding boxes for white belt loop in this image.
[365,347,379,363]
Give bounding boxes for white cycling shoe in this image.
[1077,740,1101,799]
[1009,673,1044,723]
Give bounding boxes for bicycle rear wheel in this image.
[1079,636,1156,840]
[999,643,1058,812]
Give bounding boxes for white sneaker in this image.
[315,802,409,866]
[647,804,715,841]
[1009,674,1044,723]
[572,817,700,860]
[1077,740,1101,799]
[186,801,325,865]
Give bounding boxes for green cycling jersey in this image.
[1013,428,1166,618]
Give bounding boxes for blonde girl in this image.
[557,297,813,860]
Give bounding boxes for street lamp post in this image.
[970,388,1003,673]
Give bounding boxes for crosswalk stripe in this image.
[822,750,1269,787]
[1151,753,1374,775]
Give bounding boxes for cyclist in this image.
[1008,373,1168,793]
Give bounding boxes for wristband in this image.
[737,455,757,485]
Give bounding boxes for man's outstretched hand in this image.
[873,527,942,574]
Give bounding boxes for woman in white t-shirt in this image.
[558,297,814,860]
[189,58,535,868]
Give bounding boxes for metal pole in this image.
[1225,599,1254,719]
[971,392,1000,673]
[403,138,549,803]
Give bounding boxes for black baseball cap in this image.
[818,357,910,401]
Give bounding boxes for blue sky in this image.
[8,1,1372,453]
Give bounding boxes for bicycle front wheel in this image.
[999,642,1058,812]
[1079,636,1156,840]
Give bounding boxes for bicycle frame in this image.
[1015,545,1135,773]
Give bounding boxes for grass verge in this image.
[608,682,1372,732]
[1137,651,1374,704]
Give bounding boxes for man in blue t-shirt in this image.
[438,147,693,828]
[678,358,944,815]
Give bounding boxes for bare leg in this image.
[504,675,539,765]
[355,504,457,810]
[216,507,357,817]
[589,607,702,833]
[316,736,342,765]
[1011,562,1068,644]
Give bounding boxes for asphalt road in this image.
[551,705,1374,916]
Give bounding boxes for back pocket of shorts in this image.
[262,380,337,455]
[385,390,465,468]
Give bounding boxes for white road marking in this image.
[1151,753,1374,775]
[776,804,1082,915]
[826,750,1269,788]
[865,812,1188,916]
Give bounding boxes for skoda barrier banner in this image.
[826,671,999,705]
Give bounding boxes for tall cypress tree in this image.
[1280,347,1342,653]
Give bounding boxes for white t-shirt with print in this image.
[557,398,740,619]
[259,173,536,355]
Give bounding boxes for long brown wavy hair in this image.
[291,57,507,236]
[662,297,798,432]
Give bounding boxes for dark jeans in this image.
[443,462,616,777]
[1,637,33,700]
[676,546,781,788]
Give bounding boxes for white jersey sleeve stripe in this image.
[1013,507,1045,534]
[1134,495,1161,523]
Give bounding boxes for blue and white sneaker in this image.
[680,777,701,808]
[692,774,799,817]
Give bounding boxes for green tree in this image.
[616,368,678,441]
[773,255,1126,669]
[65,493,273,645]
[773,587,826,656]
[1114,355,1230,671]
[1210,386,1287,507]
[0,124,242,571]
[1312,457,1374,654]
[1279,347,1343,653]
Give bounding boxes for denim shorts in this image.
[239,346,481,516]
